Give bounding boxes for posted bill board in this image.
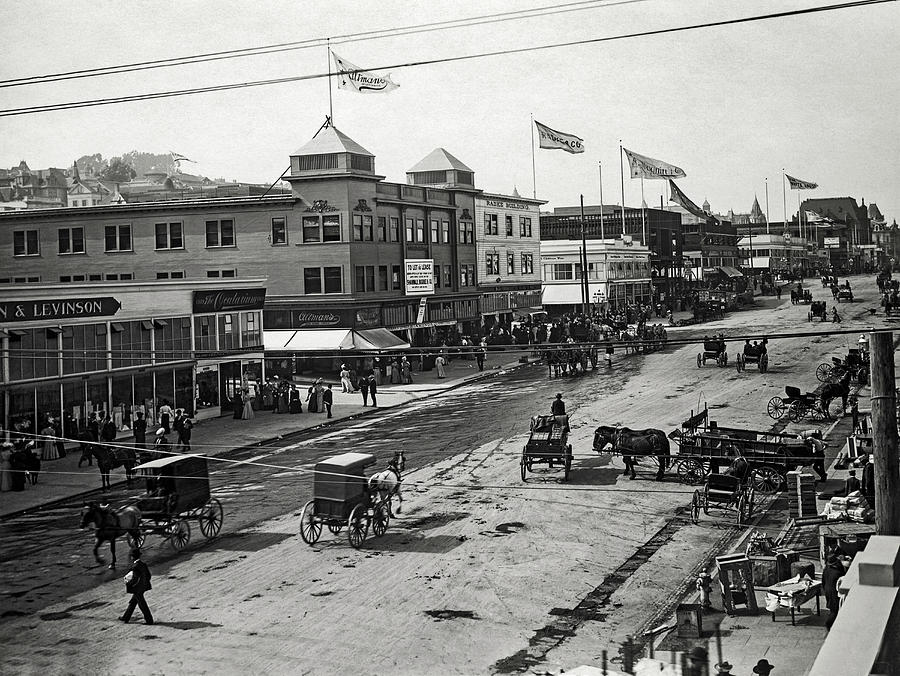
[404,259,435,296]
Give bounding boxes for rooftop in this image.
[408,147,474,173]
[292,125,374,157]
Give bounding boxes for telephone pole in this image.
[870,331,900,535]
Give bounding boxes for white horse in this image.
[368,451,406,517]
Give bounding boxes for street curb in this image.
[0,359,531,521]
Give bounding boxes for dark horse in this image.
[820,370,853,418]
[79,502,142,569]
[594,425,670,480]
[91,443,137,489]
[367,450,406,517]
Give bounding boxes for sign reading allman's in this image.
[192,288,266,313]
[0,297,122,323]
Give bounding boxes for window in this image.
[392,264,402,291]
[507,252,515,275]
[430,220,439,243]
[241,311,262,347]
[485,213,498,235]
[300,214,341,243]
[434,268,441,288]
[378,265,388,291]
[519,217,533,237]
[302,216,321,243]
[460,264,475,287]
[441,220,450,243]
[324,266,342,294]
[390,217,400,242]
[363,216,373,241]
[14,229,40,256]
[58,227,85,254]
[459,221,474,244]
[486,253,500,276]
[89,274,102,281]
[521,253,534,274]
[355,266,365,292]
[377,217,387,242]
[155,222,183,249]
[156,271,184,280]
[207,269,236,278]
[205,219,235,247]
[416,219,425,242]
[303,268,321,294]
[353,214,374,241]
[106,273,119,281]
[405,218,414,242]
[271,217,287,245]
[443,265,452,288]
[105,224,132,252]
[219,314,238,350]
[505,215,513,237]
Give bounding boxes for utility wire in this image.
[0,0,892,117]
[0,0,644,89]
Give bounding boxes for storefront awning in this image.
[264,328,410,353]
[542,284,582,305]
[717,266,744,278]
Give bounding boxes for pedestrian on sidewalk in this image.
[435,354,447,378]
[40,420,59,461]
[120,548,154,625]
[368,372,378,407]
[232,390,243,419]
[0,442,13,492]
[390,359,401,384]
[360,374,371,406]
[53,417,66,459]
[400,357,413,384]
[158,400,173,433]
[323,385,333,418]
[289,384,302,414]
[822,553,845,629]
[88,413,100,443]
[242,388,255,420]
[178,416,193,452]
[340,364,353,393]
[862,453,875,509]
[133,411,147,454]
[752,659,774,675]
[476,341,486,372]
[154,428,170,460]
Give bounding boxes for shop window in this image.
[62,323,107,374]
[194,315,217,352]
[8,328,59,380]
[219,314,238,350]
[155,222,184,250]
[205,219,235,247]
[105,224,132,252]
[271,217,287,245]
[241,311,262,347]
[111,320,152,369]
[13,229,40,256]
[154,316,192,361]
[59,227,85,254]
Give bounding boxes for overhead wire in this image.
[0,0,893,117]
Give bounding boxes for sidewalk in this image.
[0,353,525,519]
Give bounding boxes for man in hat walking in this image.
[752,658,774,675]
[120,548,153,625]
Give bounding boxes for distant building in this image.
[0,161,67,209]
[800,196,872,273]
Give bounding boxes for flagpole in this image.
[599,160,607,311]
[580,194,590,315]
[619,142,626,237]
[765,178,770,235]
[640,175,647,247]
[782,169,787,237]
[327,38,334,122]
[530,114,537,199]
[598,161,605,241]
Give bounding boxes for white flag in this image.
[534,120,584,154]
[624,148,685,180]
[332,52,399,94]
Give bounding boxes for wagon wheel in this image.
[701,487,710,515]
[328,522,343,534]
[691,490,702,524]
[198,498,223,539]
[372,503,390,537]
[167,519,191,551]
[677,458,710,485]
[347,504,369,549]
[299,500,322,545]
[787,401,808,423]
[736,493,747,525]
[816,363,833,382]
[750,467,784,495]
[760,354,769,374]
[767,396,786,419]
[563,444,572,482]
[722,351,728,366]
[746,486,756,518]
[697,353,702,368]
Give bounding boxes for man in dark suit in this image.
[120,548,154,624]
[822,554,845,630]
[322,384,333,418]
[368,372,378,407]
[862,454,876,510]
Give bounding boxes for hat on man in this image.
[849,469,856,476]
[753,659,774,675]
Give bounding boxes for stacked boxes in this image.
[787,470,817,518]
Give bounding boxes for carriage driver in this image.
[551,393,566,416]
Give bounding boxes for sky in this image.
[2,0,898,221]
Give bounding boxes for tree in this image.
[100,157,137,183]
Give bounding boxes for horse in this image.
[368,451,406,517]
[79,502,142,569]
[593,425,670,480]
[820,371,853,418]
[90,443,137,489]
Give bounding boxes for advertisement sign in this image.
[263,308,355,329]
[823,237,840,248]
[0,296,121,323]
[416,298,428,324]
[193,288,266,313]
[404,259,435,296]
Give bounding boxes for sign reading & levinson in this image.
[404,259,435,296]
[192,288,266,313]
[0,297,121,323]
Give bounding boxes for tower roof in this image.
[407,147,474,173]
[750,195,763,218]
[292,125,374,157]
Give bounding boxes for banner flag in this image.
[786,174,818,190]
[668,180,717,223]
[534,120,584,154]
[170,152,196,163]
[624,148,685,180]
[332,52,399,93]
[805,210,833,224]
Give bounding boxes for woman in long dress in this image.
[315,382,325,414]
[289,385,302,414]
[0,443,13,491]
[306,383,318,413]
[277,384,290,414]
[41,422,60,461]
[242,388,255,420]
[390,360,401,384]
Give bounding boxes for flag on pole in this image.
[624,148,685,180]
[170,152,196,163]
[805,210,833,224]
[668,180,718,224]
[332,52,399,93]
[786,174,817,190]
[534,120,584,154]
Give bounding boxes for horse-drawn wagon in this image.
[669,408,806,494]
[522,415,572,481]
[690,471,755,525]
[697,337,728,368]
[816,348,868,385]
[808,301,828,322]
[593,425,669,481]
[735,339,769,373]
[299,452,402,549]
